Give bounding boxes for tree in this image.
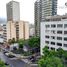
[43,46,50,57]
[0,59,6,67]
[38,46,64,67]
[38,56,63,67]
[56,48,64,58]
[28,37,40,48]
[43,46,56,57]
[8,39,12,45]
[11,38,16,44]
[18,39,25,48]
[8,38,16,45]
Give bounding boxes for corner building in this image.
[40,15,67,55]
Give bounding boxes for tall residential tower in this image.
[41,0,57,21]
[34,0,57,36]
[34,0,41,36]
[6,1,20,21]
[5,1,29,42]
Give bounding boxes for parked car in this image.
[5,53,15,58]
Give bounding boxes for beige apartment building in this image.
[7,21,16,41]
[24,22,29,39]
[6,21,29,42]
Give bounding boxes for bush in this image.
[0,59,6,67]
[38,56,63,67]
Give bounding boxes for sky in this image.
[0,0,67,24]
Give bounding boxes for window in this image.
[51,24,56,28]
[64,37,67,41]
[45,41,49,44]
[51,36,55,39]
[64,24,67,28]
[51,30,55,34]
[51,47,55,50]
[45,25,50,28]
[57,31,62,34]
[45,30,50,33]
[64,44,67,47]
[51,42,55,45]
[57,37,62,40]
[57,24,63,28]
[45,36,49,38]
[57,43,62,46]
[64,31,67,34]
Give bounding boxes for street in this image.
[0,51,37,67]
[0,52,30,67]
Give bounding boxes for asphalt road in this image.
[0,52,30,67]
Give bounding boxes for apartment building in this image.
[6,21,29,42]
[6,1,20,21]
[0,25,4,43]
[7,21,16,41]
[6,1,29,42]
[2,24,7,43]
[34,0,57,36]
[41,0,57,21]
[34,0,41,36]
[24,22,29,39]
[40,15,67,55]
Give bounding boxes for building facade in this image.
[0,25,4,43]
[6,21,29,42]
[2,24,7,43]
[7,21,16,41]
[40,15,67,55]
[34,0,41,36]
[41,0,57,21]
[6,1,20,21]
[35,0,57,36]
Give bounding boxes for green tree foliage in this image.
[38,56,63,67]
[43,46,50,57]
[0,59,6,67]
[8,38,16,45]
[43,46,56,57]
[56,48,64,58]
[18,39,25,48]
[28,37,40,48]
[38,46,64,67]
[63,51,67,59]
